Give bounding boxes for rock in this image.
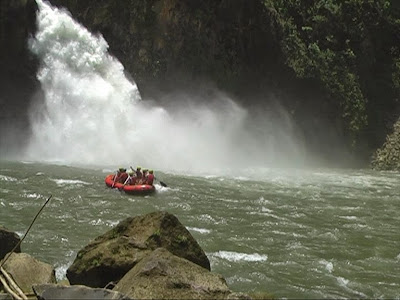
[114,248,250,300]
[1,253,56,294]
[371,117,400,171]
[67,211,210,288]
[32,284,131,300]
[0,0,40,156]
[0,226,21,260]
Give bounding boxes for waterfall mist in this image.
[24,0,306,174]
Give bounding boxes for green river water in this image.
[0,160,399,299]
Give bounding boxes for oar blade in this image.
[159,181,167,187]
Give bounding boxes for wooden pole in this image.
[0,274,23,300]
[0,267,27,300]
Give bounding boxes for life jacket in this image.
[126,176,136,185]
[146,174,154,185]
[117,172,128,183]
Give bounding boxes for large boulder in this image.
[0,226,21,260]
[67,211,210,288]
[1,253,56,294]
[114,248,250,300]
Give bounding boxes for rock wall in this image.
[371,118,400,171]
[0,226,21,260]
[0,0,39,157]
[46,0,284,96]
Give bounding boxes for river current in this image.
[0,160,399,299]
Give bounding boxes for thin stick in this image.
[0,267,28,300]
[111,172,118,188]
[0,274,22,300]
[0,195,52,269]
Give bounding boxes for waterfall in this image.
[26,0,304,174]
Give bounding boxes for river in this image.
[0,160,399,298]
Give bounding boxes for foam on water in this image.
[319,259,334,273]
[187,227,211,234]
[51,179,90,186]
[55,263,69,281]
[211,251,268,262]
[0,175,17,182]
[22,193,42,199]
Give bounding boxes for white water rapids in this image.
[25,0,305,174]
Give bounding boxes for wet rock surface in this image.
[1,252,56,294]
[67,211,210,287]
[32,284,131,300]
[0,226,21,260]
[371,118,400,171]
[114,248,250,300]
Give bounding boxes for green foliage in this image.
[91,258,100,267]
[264,0,400,144]
[393,58,400,97]
[152,229,161,237]
[176,235,188,244]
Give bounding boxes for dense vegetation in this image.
[264,0,400,145]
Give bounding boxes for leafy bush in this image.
[264,0,400,144]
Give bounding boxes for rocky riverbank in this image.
[371,118,400,171]
[0,211,257,299]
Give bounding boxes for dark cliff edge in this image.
[0,0,40,157]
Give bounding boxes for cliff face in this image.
[0,0,39,155]
[1,0,399,168]
[47,0,286,95]
[47,0,350,164]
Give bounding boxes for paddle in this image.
[111,171,118,188]
[156,178,167,187]
[130,166,168,187]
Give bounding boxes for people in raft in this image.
[114,167,128,184]
[115,166,155,186]
[135,166,143,180]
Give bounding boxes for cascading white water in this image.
[26,0,305,174]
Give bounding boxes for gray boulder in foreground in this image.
[0,226,21,260]
[1,252,56,294]
[32,284,131,300]
[114,247,251,300]
[67,211,210,287]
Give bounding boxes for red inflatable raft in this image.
[105,174,155,195]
